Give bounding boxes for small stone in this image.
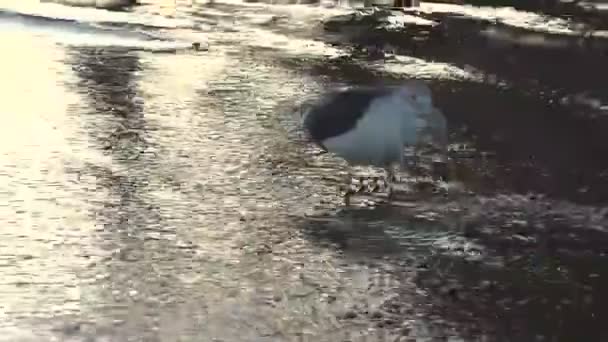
[583,294,593,305]
[343,311,357,319]
[192,42,207,51]
[371,311,383,319]
[479,280,494,290]
[428,278,442,286]
[383,318,397,326]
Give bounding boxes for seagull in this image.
[300,80,448,205]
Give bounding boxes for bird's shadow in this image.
[294,191,461,260]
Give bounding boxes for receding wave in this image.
[0,0,196,29]
[0,10,196,51]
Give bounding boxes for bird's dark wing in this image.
[302,87,391,143]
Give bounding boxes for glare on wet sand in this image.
[0,33,109,337]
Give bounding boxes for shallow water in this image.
[1,0,607,341]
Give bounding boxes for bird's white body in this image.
[303,83,447,169]
[300,81,448,204]
[322,91,416,168]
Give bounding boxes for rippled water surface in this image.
[1,0,608,341]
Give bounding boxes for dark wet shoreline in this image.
[296,7,608,206]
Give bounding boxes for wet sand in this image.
[0,1,607,341]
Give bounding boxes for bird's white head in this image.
[392,80,434,114]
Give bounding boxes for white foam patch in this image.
[191,1,349,57]
[381,12,437,30]
[416,2,576,35]
[174,0,351,56]
[58,31,194,50]
[591,30,608,38]
[0,16,195,51]
[0,0,196,28]
[209,0,350,16]
[432,235,484,261]
[578,0,608,11]
[241,26,346,57]
[371,54,484,81]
